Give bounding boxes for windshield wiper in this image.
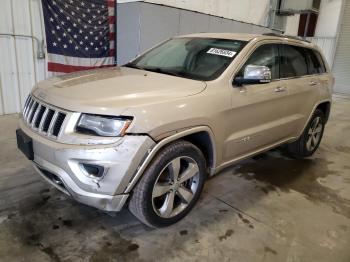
[124,64,192,79]
[123,63,145,70]
[142,67,187,77]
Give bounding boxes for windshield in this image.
[124,37,247,81]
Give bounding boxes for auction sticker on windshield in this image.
[207,48,237,58]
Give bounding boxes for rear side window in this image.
[305,49,321,74]
[314,51,327,73]
[239,44,280,80]
[305,48,326,74]
[280,45,308,78]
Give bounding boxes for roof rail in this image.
[262,33,311,43]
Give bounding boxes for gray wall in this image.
[117,2,277,65]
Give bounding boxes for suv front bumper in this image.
[18,119,155,211]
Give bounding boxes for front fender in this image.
[124,126,216,193]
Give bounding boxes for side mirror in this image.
[234,65,272,86]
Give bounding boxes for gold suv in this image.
[16,33,333,227]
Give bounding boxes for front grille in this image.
[22,96,67,138]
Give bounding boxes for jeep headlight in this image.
[76,114,132,137]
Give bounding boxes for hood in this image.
[32,67,207,115]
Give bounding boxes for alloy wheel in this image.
[306,116,323,151]
[151,156,200,218]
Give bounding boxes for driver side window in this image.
[239,44,280,80]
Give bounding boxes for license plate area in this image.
[16,129,34,160]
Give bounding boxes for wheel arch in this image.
[124,126,216,193]
[180,131,215,173]
[316,101,331,123]
[296,99,331,140]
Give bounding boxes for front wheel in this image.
[128,140,206,228]
[286,109,325,158]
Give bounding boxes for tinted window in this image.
[314,51,327,73]
[305,48,321,74]
[280,45,308,78]
[305,48,328,74]
[126,38,246,81]
[239,44,279,80]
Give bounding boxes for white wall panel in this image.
[0,81,3,115]
[0,77,3,115]
[315,0,343,38]
[0,37,21,114]
[306,37,337,68]
[13,0,36,108]
[0,0,47,115]
[332,0,350,94]
[12,0,32,35]
[284,14,300,36]
[15,38,36,108]
[0,0,13,32]
[30,0,48,82]
[143,0,270,26]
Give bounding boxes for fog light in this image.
[81,163,105,178]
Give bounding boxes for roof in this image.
[180,33,261,41]
[179,32,317,48]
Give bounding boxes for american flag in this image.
[42,0,116,74]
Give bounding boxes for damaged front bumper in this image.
[18,119,155,211]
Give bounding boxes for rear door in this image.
[312,50,333,101]
[224,43,290,161]
[280,45,323,137]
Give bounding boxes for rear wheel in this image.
[128,140,206,228]
[286,109,325,158]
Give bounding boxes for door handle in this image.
[275,86,286,93]
[309,81,318,86]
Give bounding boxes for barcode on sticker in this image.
[207,48,236,58]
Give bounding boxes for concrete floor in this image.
[0,96,349,262]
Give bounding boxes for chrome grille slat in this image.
[39,107,49,132]
[21,95,67,139]
[47,111,59,137]
[23,96,32,117]
[24,99,34,120]
[31,104,42,128]
[23,96,31,116]
[27,101,38,124]
[34,106,46,128]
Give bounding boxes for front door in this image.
[223,43,290,162]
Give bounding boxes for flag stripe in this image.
[48,53,115,67]
[109,32,116,40]
[109,16,116,24]
[48,63,115,73]
[108,7,114,16]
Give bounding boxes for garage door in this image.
[333,0,350,94]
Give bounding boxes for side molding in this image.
[124,126,216,193]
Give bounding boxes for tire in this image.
[286,109,325,158]
[128,140,206,228]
